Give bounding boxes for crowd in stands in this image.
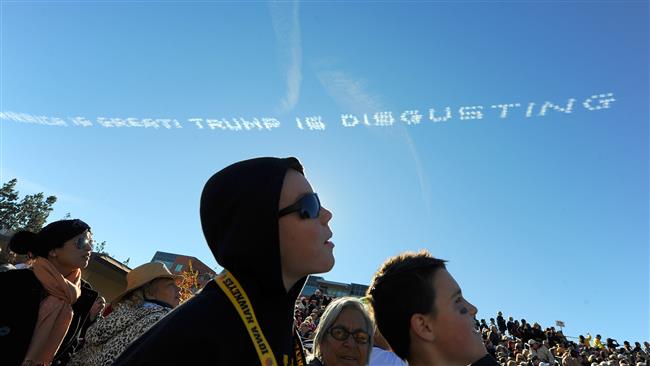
[474,313,650,366]
[295,293,650,366]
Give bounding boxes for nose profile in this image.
[320,206,333,223]
[469,302,478,316]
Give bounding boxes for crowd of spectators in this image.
[295,289,333,342]
[294,294,650,366]
[454,314,648,366]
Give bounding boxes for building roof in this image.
[151,250,216,275]
[92,252,132,273]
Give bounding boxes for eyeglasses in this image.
[327,325,370,345]
[75,236,94,250]
[278,193,321,219]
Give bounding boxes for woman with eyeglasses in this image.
[0,219,98,366]
[309,297,374,366]
[114,157,335,366]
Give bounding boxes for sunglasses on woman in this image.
[327,325,370,345]
[75,236,94,250]
[278,192,321,219]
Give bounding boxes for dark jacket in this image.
[496,315,507,333]
[114,157,308,366]
[0,268,98,366]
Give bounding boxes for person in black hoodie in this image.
[0,219,98,366]
[114,156,335,366]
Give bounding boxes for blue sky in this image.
[1,1,648,344]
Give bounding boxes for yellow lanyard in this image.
[215,271,307,366]
[216,270,279,366]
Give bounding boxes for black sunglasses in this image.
[75,235,94,250]
[278,193,321,219]
[327,325,370,345]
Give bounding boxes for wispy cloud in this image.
[270,0,302,112]
[316,70,384,115]
[317,69,432,217]
[400,128,432,219]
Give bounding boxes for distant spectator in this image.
[622,341,632,353]
[299,318,315,339]
[497,311,507,334]
[594,334,605,349]
[531,323,544,342]
[297,296,308,311]
[480,319,489,331]
[529,339,555,365]
[607,338,621,351]
[520,322,534,343]
[489,326,501,346]
[506,317,515,336]
[309,299,320,314]
[322,294,333,307]
[310,289,324,305]
[9,238,36,269]
[512,320,523,339]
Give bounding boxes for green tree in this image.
[94,240,109,255]
[0,179,57,232]
[0,179,20,228]
[0,179,116,264]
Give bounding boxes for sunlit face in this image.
[428,269,486,366]
[279,169,335,289]
[150,278,182,308]
[50,230,93,275]
[320,308,370,366]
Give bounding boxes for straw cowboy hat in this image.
[112,261,182,304]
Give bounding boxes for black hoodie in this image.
[113,157,307,366]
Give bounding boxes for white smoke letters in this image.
[0,92,617,132]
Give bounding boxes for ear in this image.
[410,313,436,342]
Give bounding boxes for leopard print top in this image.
[69,301,172,366]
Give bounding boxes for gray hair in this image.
[311,297,374,364]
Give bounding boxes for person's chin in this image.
[323,253,335,271]
[312,257,335,275]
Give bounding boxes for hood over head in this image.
[200,156,304,294]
